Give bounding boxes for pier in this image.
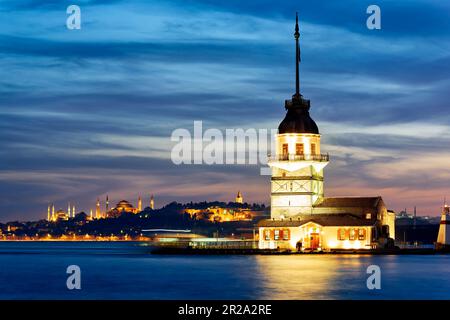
[150,239,440,255]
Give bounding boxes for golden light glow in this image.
[328,240,337,248]
[343,240,351,249]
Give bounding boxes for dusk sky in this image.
[1,0,449,221]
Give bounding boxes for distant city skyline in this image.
[1,0,450,221]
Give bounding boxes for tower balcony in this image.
[268,153,329,172]
[268,153,329,162]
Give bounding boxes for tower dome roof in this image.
[278,96,319,134]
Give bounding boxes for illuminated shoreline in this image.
[0,237,151,242]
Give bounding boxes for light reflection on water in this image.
[256,255,335,299]
[0,242,448,299]
[254,255,361,299]
[254,254,450,299]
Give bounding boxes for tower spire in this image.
[294,12,301,98]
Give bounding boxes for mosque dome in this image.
[55,209,68,220]
[115,200,135,212]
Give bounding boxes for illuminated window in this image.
[358,228,366,240]
[282,144,288,157]
[274,229,280,240]
[282,229,290,240]
[311,143,316,155]
[264,229,271,241]
[338,228,347,240]
[349,228,356,240]
[365,213,372,219]
[295,143,304,155]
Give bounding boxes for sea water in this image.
[0,241,448,300]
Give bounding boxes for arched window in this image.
[338,228,347,240]
[358,228,366,240]
[274,229,280,240]
[311,143,316,155]
[282,144,288,158]
[349,228,356,240]
[296,143,304,155]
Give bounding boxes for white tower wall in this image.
[269,134,328,219]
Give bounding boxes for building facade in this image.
[235,191,243,204]
[258,15,395,251]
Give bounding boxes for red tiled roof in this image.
[314,196,382,208]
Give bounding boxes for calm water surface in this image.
[0,242,448,300]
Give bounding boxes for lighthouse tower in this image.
[437,203,450,249]
[268,13,329,219]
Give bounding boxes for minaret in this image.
[437,203,450,249]
[150,194,154,210]
[235,191,243,204]
[90,209,93,220]
[413,206,417,230]
[52,204,55,221]
[268,13,329,219]
[106,195,109,214]
[138,196,142,212]
[47,204,51,221]
[68,202,71,218]
[72,205,76,217]
[96,198,101,219]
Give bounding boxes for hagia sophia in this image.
[47,194,155,222]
